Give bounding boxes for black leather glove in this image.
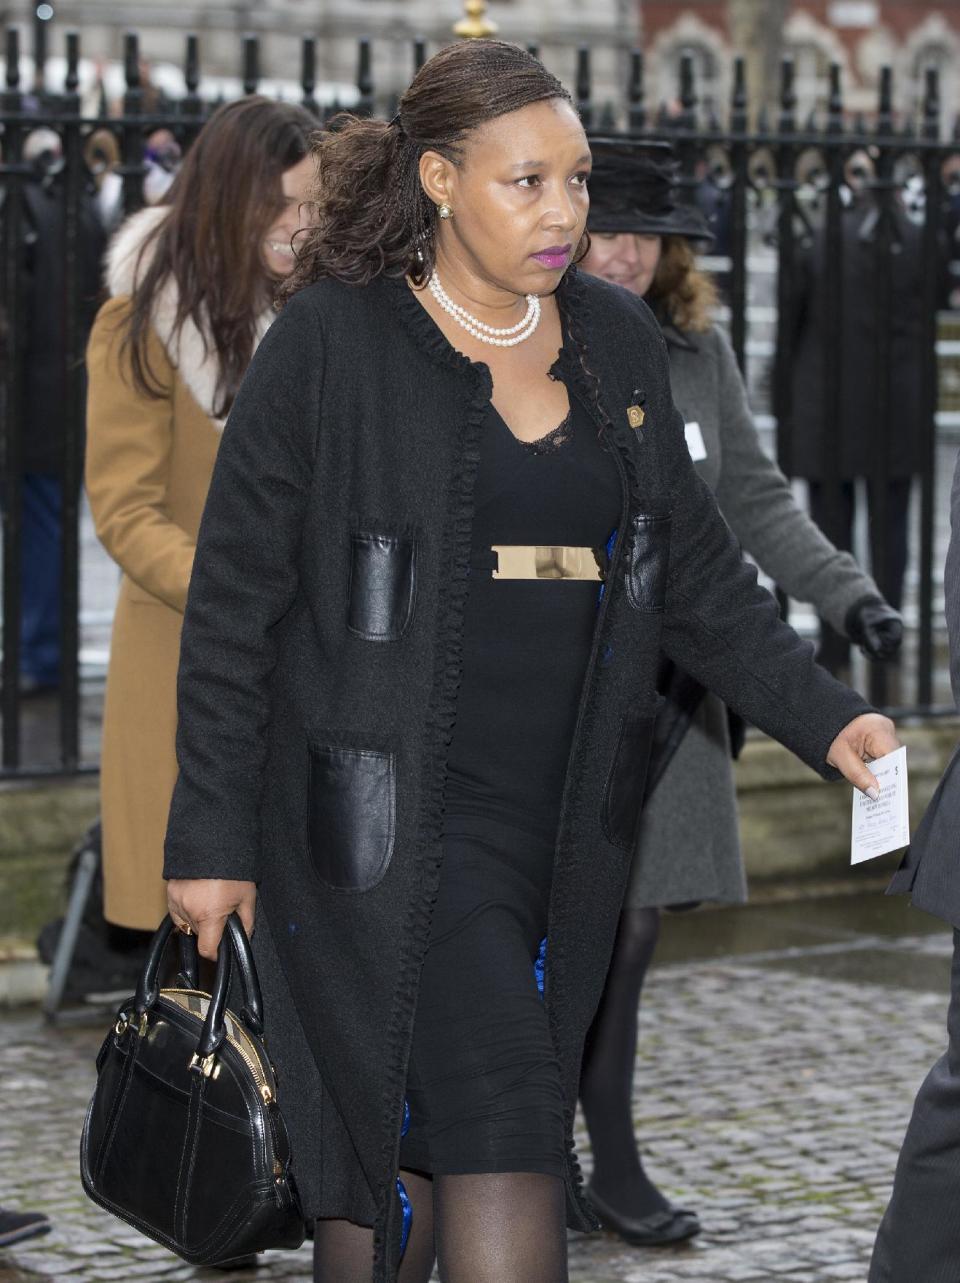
[844,596,903,661]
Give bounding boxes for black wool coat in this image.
[785,206,930,482]
[164,268,870,1281]
[22,174,105,473]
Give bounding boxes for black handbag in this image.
[80,912,306,1266]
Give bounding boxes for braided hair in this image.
[280,40,573,298]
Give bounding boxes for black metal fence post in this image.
[728,56,749,372]
[673,51,699,205]
[0,26,25,769]
[0,25,955,776]
[627,49,645,135]
[818,62,847,674]
[120,32,144,216]
[58,28,83,771]
[918,66,944,707]
[356,38,373,118]
[180,34,204,144]
[868,66,897,708]
[772,59,798,624]
[242,34,260,97]
[576,46,592,131]
[300,36,319,119]
[773,62,798,478]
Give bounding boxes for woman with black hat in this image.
[578,138,903,1248]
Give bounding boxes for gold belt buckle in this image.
[491,545,604,581]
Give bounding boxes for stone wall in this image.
[2,719,956,963]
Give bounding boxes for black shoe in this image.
[211,1256,259,1270]
[0,1207,51,1247]
[586,1183,700,1247]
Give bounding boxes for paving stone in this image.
[0,928,951,1281]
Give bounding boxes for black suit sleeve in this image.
[164,293,324,883]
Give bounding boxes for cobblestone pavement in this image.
[0,898,952,1283]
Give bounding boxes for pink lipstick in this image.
[531,244,572,269]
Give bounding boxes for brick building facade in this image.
[640,2,959,125]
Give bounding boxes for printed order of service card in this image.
[851,745,910,865]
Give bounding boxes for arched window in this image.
[787,40,831,116]
[911,42,954,123]
[661,41,721,119]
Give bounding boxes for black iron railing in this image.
[1,26,959,775]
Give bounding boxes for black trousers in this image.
[869,929,960,1282]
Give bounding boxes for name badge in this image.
[684,421,707,462]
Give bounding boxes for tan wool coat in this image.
[86,208,273,928]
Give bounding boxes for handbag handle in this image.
[178,928,200,989]
[134,913,264,1043]
[195,914,265,1057]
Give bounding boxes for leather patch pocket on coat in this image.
[307,744,396,891]
[625,514,671,613]
[602,703,662,850]
[347,532,417,641]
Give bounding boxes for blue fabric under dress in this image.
[399,380,621,1177]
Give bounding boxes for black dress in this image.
[400,379,622,1177]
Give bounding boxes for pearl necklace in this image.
[428,273,541,347]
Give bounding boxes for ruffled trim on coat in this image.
[549,268,649,1234]
[370,277,491,1280]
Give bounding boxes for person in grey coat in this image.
[579,138,904,1247]
[869,447,960,1283]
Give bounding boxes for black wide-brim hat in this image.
[587,135,714,246]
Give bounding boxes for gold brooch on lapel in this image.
[627,405,645,430]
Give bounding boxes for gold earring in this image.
[437,203,453,220]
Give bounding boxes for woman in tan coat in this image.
[86,96,316,930]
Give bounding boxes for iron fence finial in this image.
[628,48,645,133]
[65,30,80,94]
[242,34,259,96]
[356,37,373,116]
[453,1,498,39]
[4,25,18,92]
[923,66,941,141]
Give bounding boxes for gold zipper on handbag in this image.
[160,988,277,1104]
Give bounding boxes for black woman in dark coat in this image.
[162,41,898,1283]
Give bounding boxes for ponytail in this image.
[280,39,571,297]
[282,115,431,295]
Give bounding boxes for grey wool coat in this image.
[627,321,884,908]
[163,269,870,1282]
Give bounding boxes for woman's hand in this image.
[167,878,257,961]
[826,713,900,799]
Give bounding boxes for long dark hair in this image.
[122,96,316,417]
[281,40,575,298]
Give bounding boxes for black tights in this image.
[313,1171,568,1283]
[580,906,665,1217]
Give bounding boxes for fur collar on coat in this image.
[104,205,275,427]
